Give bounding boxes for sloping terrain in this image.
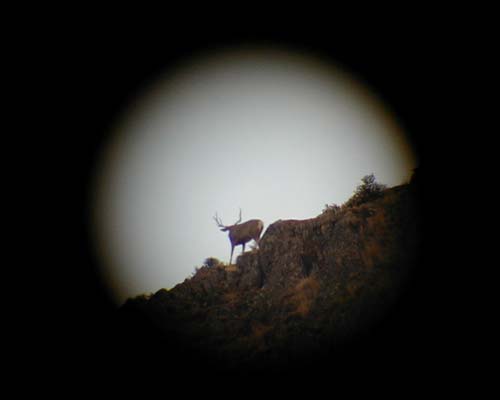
[116,177,421,374]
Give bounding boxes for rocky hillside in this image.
[116,175,421,375]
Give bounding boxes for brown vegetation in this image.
[118,174,421,374]
[289,276,321,317]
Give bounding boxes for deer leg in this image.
[242,243,246,254]
[230,245,234,265]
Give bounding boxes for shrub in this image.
[203,257,223,268]
[344,174,387,208]
[322,203,342,215]
[190,266,201,278]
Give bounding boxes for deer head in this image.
[214,209,264,265]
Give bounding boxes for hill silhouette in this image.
[112,173,422,377]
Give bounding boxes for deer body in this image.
[215,210,264,264]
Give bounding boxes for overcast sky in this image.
[91,47,417,305]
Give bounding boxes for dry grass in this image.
[250,321,273,339]
[223,264,238,272]
[237,321,273,354]
[361,239,383,269]
[366,209,388,235]
[223,291,239,304]
[346,281,360,297]
[289,276,321,317]
[356,208,391,269]
[343,210,361,228]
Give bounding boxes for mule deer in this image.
[214,209,264,264]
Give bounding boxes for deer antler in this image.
[234,208,242,225]
[214,212,226,228]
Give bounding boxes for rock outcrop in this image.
[117,180,421,374]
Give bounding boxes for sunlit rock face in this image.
[119,180,421,373]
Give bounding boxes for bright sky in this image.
[91,47,417,305]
